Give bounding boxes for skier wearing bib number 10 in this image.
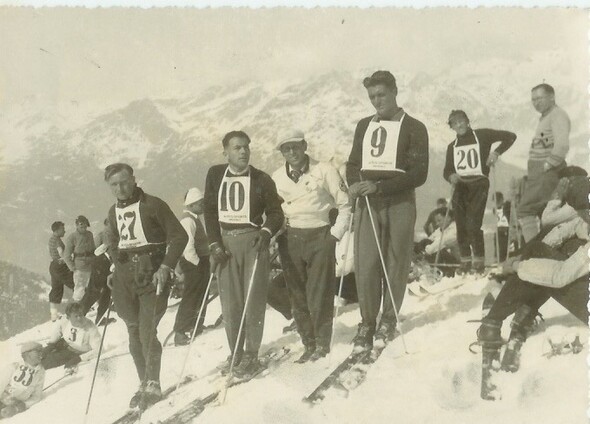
[104,163,188,409]
[443,110,516,275]
[204,131,284,380]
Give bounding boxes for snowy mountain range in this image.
[0,63,587,278]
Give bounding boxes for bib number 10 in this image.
[220,181,245,212]
[456,148,480,170]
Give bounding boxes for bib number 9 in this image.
[370,127,387,158]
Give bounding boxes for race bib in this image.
[361,116,405,172]
[218,168,251,224]
[115,202,149,250]
[453,133,483,177]
[63,321,90,352]
[9,364,37,395]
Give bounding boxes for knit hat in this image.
[184,188,204,206]
[276,129,305,150]
[21,341,43,355]
[564,176,590,211]
[75,215,90,226]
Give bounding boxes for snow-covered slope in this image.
[2,276,587,424]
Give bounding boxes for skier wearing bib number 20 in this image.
[346,71,429,350]
[443,110,516,275]
[204,131,284,379]
[104,163,188,409]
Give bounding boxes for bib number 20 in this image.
[456,148,479,171]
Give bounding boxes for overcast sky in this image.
[0,7,587,112]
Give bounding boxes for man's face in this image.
[434,213,449,230]
[23,349,43,367]
[531,88,555,114]
[224,137,250,172]
[449,116,470,136]
[279,141,307,169]
[56,226,66,237]
[187,199,204,215]
[76,222,88,233]
[68,310,85,328]
[108,170,136,201]
[367,84,398,119]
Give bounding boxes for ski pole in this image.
[489,166,501,265]
[220,252,260,404]
[83,302,113,422]
[175,264,218,392]
[328,197,358,365]
[434,185,455,267]
[363,194,408,354]
[43,370,73,392]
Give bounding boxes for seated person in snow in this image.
[0,342,45,419]
[41,302,101,372]
[540,166,586,230]
[423,198,448,236]
[477,175,589,372]
[414,207,460,277]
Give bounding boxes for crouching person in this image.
[0,342,45,418]
[41,302,101,373]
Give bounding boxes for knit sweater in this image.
[63,230,95,272]
[528,105,570,176]
[346,109,429,196]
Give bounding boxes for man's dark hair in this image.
[434,207,454,221]
[75,215,90,226]
[558,165,588,179]
[436,198,447,207]
[362,70,397,91]
[222,131,251,149]
[447,110,470,127]
[104,163,134,181]
[65,302,84,318]
[495,191,504,203]
[51,221,65,232]
[532,83,555,96]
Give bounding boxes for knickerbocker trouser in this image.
[452,178,489,259]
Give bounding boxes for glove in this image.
[449,173,462,185]
[152,264,172,295]
[251,230,271,253]
[64,355,81,369]
[210,242,230,268]
[486,151,499,167]
[1,401,26,418]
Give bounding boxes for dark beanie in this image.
[564,176,590,211]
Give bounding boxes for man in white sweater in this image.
[273,129,352,362]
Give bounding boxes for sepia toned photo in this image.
[0,4,588,424]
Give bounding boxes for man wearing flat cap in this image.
[346,70,429,349]
[63,215,95,302]
[172,187,211,346]
[0,342,45,418]
[272,129,351,362]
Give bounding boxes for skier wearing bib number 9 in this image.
[346,71,429,350]
[104,162,188,409]
[204,131,284,379]
[443,110,516,275]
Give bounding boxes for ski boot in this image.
[233,352,262,380]
[456,258,471,277]
[374,319,397,344]
[477,318,503,400]
[139,380,162,409]
[309,346,329,362]
[500,305,532,372]
[129,382,146,409]
[174,331,191,346]
[295,345,316,364]
[352,323,375,353]
[218,352,242,376]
